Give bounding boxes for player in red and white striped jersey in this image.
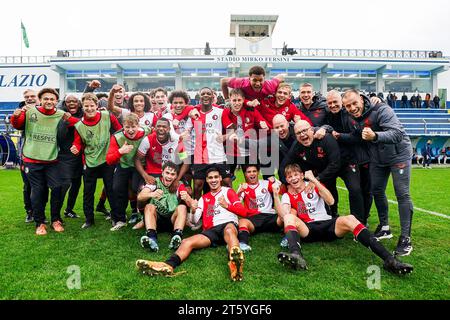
[108,86,158,129]
[136,167,255,281]
[184,87,232,200]
[236,165,284,252]
[221,89,269,176]
[274,164,413,275]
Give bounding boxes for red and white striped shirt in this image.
[121,108,157,128]
[184,106,226,163]
[137,132,184,175]
[281,182,331,223]
[193,187,244,231]
[240,180,277,215]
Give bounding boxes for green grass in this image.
[0,167,449,300]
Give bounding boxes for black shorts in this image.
[156,213,174,232]
[58,155,83,185]
[201,222,238,247]
[191,163,231,180]
[247,213,282,233]
[302,218,341,243]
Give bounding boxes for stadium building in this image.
[1,14,450,164]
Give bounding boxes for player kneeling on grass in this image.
[274,164,413,275]
[138,161,196,251]
[236,164,284,252]
[136,167,257,281]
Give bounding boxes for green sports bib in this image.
[23,107,64,161]
[114,126,151,168]
[75,111,111,168]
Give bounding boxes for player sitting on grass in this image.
[138,161,196,251]
[274,164,413,275]
[236,164,284,252]
[136,167,257,281]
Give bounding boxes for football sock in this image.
[285,226,301,254]
[354,224,391,261]
[165,254,182,269]
[238,227,250,244]
[146,228,157,240]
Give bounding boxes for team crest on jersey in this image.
[168,148,173,154]
[261,188,267,194]
[317,147,324,158]
[87,130,94,139]
[307,193,314,200]
[145,120,150,125]
[29,113,38,123]
[152,146,156,150]
[245,117,250,123]
[212,114,218,120]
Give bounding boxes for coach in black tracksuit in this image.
[279,120,341,217]
[342,90,414,256]
[297,83,329,126]
[57,95,84,218]
[260,114,298,179]
[320,91,373,225]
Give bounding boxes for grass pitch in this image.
[0,167,449,300]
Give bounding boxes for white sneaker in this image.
[110,221,127,231]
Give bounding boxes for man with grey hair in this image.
[342,89,414,256]
[18,89,41,223]
[279,119,341,217]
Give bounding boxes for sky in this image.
[2,0,450,56]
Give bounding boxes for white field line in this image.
[336,186,450,220]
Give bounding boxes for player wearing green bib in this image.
[11,88,77,235]
[71,93,122,229]
[106,114,151,231]
[138,162,197,252]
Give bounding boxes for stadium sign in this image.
[0,67,59,101]
[215,56,293,63]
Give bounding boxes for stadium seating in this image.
[394,108,450,136]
